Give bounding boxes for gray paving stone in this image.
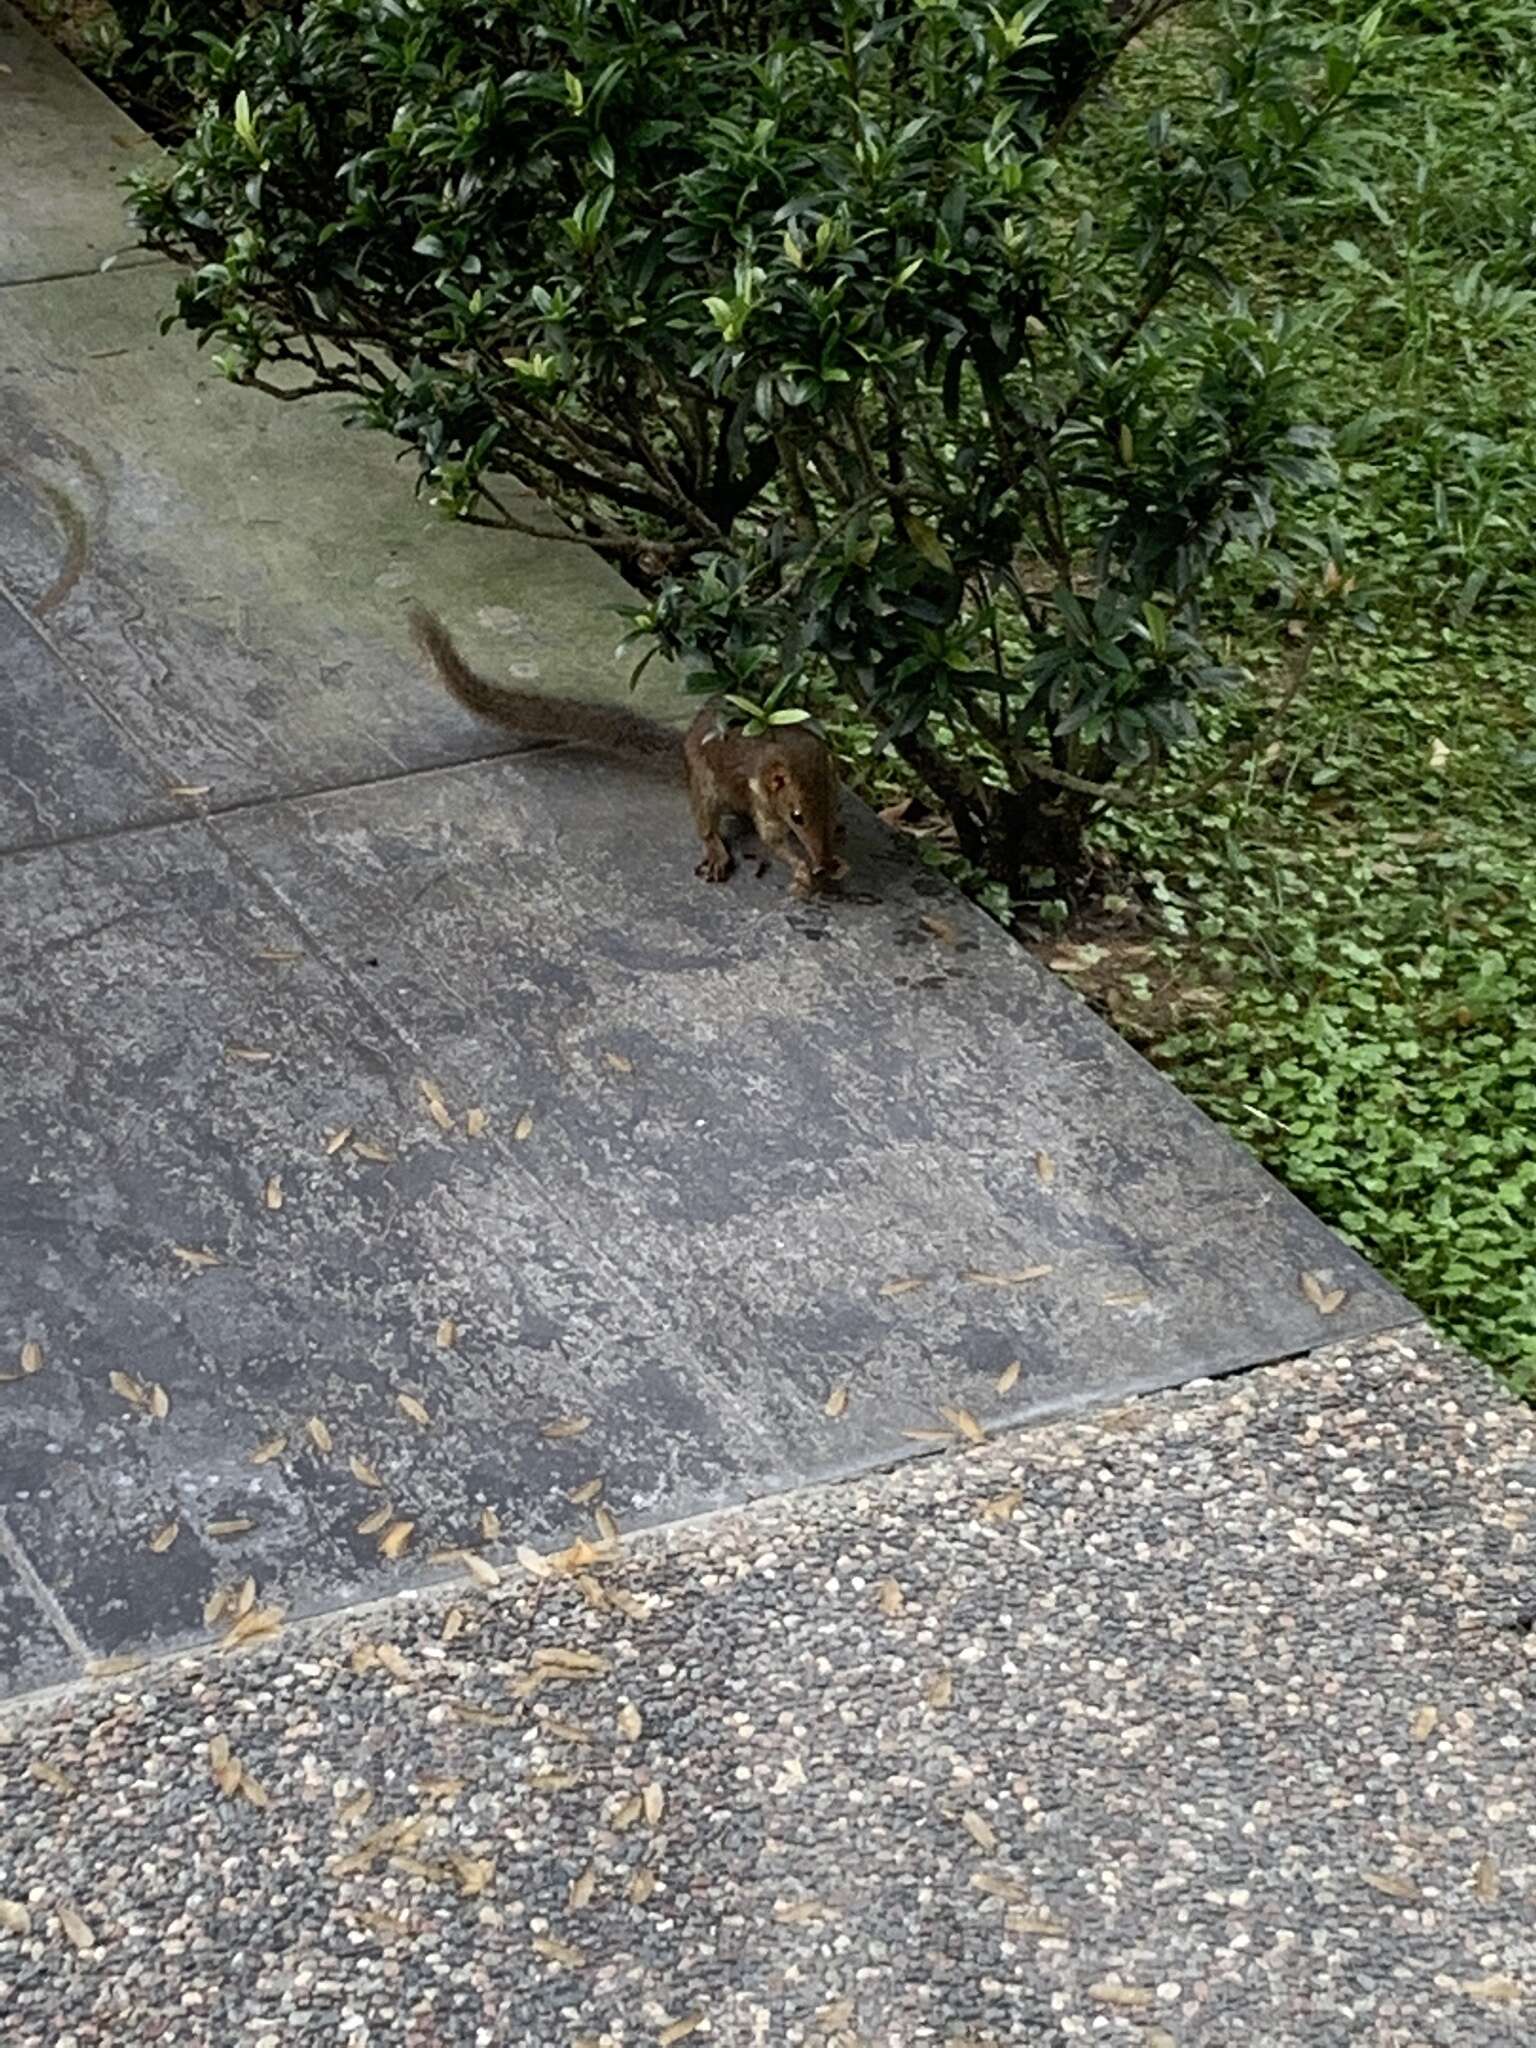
[0,4,1414,1695]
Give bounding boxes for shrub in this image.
[133,0,1381,887]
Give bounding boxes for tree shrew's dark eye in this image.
[791,808,805,824]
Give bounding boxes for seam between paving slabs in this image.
[0,1324,1432,1717]
[0,1336,1397,1717]
[0,254,171,291]
[0,1508,90,1672]
[0,735,565,864]
[0,573,548,864]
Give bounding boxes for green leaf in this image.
[903,514,953,572]
[232,89,257,156]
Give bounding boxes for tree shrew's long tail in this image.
[407,604,680,767]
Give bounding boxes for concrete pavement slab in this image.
[0,2,165,285]
[0,7,1416,1696]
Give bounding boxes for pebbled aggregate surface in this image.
[1,1329,1531,2046]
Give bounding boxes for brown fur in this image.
[408,605,844,897]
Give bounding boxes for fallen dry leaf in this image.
[31,1760,74,1796]
[239,1769,270,1810]
[378,1520,415,1561]
[516,1544,553,1580]
[464,1106,487,1138]
[0,1900,33,1935]
[356,1505,392,1537]
[109,1370,146,1408]
[903,1427,957,1444]
[396,1393,431,1428]
[879,1276,927,1297]
[611,1794,643,1830]
[1363,1870,1419,1901]
[1088,1983,1154,2009]
[350,1140,393,1164]
[306,1415,333,1454]
[642,1782,665,1826]
[995,1360,1021,1395]
[532,1934,584,1967]
[442,1608,465,1645]
[88,1653,144,1680]
[568,1477,604,1506]
[172,1245,223,1270]
[605,1051,634,1073]
[1410,1705,1439,1742]
[148,1519,180,1554]
[541,1415,591,1441]
[435,1318,457,1351]
[461,1552,500,1590]
[254,946,301,962]
[1008,1908,1071,1938]
[920,913,958,946]
[348,1454,383,1490]
[250,1434,287,1466]
[323,1125,353,1155]
[1301,1269,1347,1315]
[877,1579,904,1618]
[593,1506,620,1545]
[20,1340,43,1376]
[971,1870,1028,1903]
[823,1386,848,1419]
[658,2015,705,2045]
[629,1868,656,1905]
[533,1647,610,1677]
[55,1904,94,1952]
[479,1504,500,1543]
[939,1405,987,1445]
[451,1854,494,1897]
[374,1643,413,1682]
[148,1382,171,1420]
[1102,1289,1150,1308]
[979,1488,1023,1525]
[609,1588,654,1623]
[961,1810,998,1852]
[1034,1151,1056,1188]
[208,1734,230,1772]
[1474,1856,1499,1903]
[206,1518,254,1539]
[924,1670,954,1710]
[220,1604,282,1651]
[617,1702,643,1742]
[513,1113,535,1142]
[225,1046,272,1065]
[1458,1977,1518,2003]
[963,1265,1052,1288]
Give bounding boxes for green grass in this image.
[1091,2,1536,1388]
